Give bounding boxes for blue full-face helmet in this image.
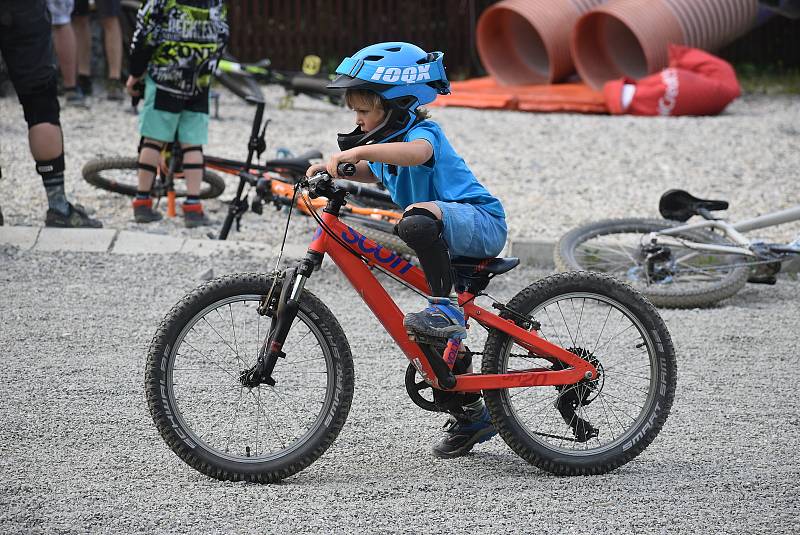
[328,42,451,150]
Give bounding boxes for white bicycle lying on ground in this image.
[555,189,800,308]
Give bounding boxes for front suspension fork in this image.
[241,254,318,387]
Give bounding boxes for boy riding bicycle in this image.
[125,0,228,227]
[307,42,508,458]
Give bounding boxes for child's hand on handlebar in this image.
[324,149,360,178]
[305,163,328,177]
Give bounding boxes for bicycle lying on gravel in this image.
[214,53,344,109]
[82,142,227,215]
[145,165,677,482]
[555,189,800,308]
[206,100,406,254]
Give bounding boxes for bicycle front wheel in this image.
[482,271,677,475]
[145,273,354,483]
[82,157,226,199]
[555,218,750,308]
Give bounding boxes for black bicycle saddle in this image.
[452,257,520,294]
[658,189,729,221]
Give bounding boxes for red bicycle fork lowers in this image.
[306,211,597,392]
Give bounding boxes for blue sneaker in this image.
[404,298,467,340]
[432,406,497,459]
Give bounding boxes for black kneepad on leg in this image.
[396,207,454,297]
[19,81,60,128]
[395,207,443,250]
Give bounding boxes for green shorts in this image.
[139,76,209,145]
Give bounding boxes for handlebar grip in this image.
[337,163,356,177]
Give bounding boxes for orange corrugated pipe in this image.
[572,0,760,89]
[476,0,606,85]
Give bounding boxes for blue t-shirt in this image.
[367,121,505,219]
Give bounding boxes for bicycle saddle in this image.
[452,257,520,294]
[658,189,729,222]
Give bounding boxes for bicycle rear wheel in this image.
[145,273,354,482]
[555,218,750,308]
[482,271,677,475]
[82,156,226,199]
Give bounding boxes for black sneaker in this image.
[432,406,497,459]
[132,198,163,223]
[404,298,467,340]
[45,203,102,228]
[78,74,93,96]
[105,79,124,101]
[64,87,88,108]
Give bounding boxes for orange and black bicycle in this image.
[145,163,678,483]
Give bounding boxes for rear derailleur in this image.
[552,347,603,443]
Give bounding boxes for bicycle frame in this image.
[289,209,597,392]
[646,204,800,258]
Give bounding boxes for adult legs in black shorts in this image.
[0,0,102,227]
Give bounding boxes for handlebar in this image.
[304,164,356,199]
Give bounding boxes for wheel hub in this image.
[629,243,675,284]
[552,347,604,442]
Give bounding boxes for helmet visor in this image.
[332,55,447,88]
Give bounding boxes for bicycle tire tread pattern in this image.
[554,217,750,308]
[82,156,226,199]
[482,271,678,475]
[145,272,354,483]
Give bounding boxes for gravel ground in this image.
[1,247,799,534]
[2,88,799,533]
[1,87,798,245]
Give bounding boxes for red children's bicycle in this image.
[145,169,677,482]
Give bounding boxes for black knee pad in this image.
[180,146,204,170]
[396,208,443,250]
[138,137,164,153]
[19,81,60,128]
[396,207,453,297]
[36,153,66,187]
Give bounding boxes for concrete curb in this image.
[1,225,797,275]
[0,225,557,266]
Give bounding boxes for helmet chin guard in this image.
[336,96,420,151]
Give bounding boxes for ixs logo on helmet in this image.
[370,65,431,84]
[341,226,413,273]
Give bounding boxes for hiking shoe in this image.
[64,87,88,108]
[45,202,102,228]
[182,203,212,228]
[78,74,93,96]
[132,198,162,223]
[432,406,497,459]
[404,298,467,340]
[105,79,124,101]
